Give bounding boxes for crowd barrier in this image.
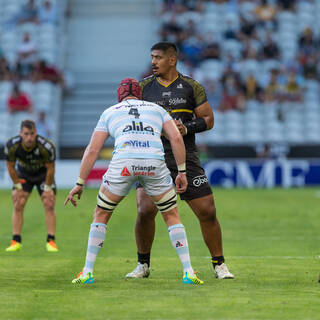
[0,159,320,189]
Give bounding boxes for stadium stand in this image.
[0,0,66,148]
[1,0,318,159]
[157,0,320,147]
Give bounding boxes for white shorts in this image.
[102,158,173,197]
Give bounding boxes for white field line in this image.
[199,256,320,259]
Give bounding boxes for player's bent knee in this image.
[197,207,217,222]
[96,191,118,213]
[15,196,27,210]
[137,200,158,217]
[154,188,177,213]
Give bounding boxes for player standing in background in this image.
[4,120,58,252]
[126,42,234,279]
[66,78,203,285]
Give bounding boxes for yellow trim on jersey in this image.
[21,142,36,152]
[156,75,179,88]
[170,109,193,114]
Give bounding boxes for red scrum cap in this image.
[117,78,142,102]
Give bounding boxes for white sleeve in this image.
[161,109,173,123]
[95,109,110,132]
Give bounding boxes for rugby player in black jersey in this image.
[4,120,58,252]
[126,42,234,279]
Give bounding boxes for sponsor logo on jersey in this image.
[162,91,171,98]
[131,165,156,176]
[192,175,208,187]
[123,121,154,135]
[122,140,150,148]
[121,167,131,176]
[168,97,187,105]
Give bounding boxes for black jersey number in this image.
[128,107,140,119]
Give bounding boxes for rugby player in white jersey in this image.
[65,78,203,285]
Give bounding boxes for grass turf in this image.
[0,188,319,320]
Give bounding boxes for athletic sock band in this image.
[137,252,150,267]
[13,234,21,243]
[212,255,225,267]
[47,234,55,242]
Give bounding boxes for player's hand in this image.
[174,120,187,136]
[175,173,188,194]
[64,185,83,207]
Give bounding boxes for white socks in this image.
[82,223,107,276]
[168,224,194,276]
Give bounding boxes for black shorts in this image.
[14,170,57,195]
[137,154,212,201]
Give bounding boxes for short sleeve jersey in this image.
[139,73,208,157]
[95,99,172,160]
[5,135,56,174]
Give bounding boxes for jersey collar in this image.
[155,74,179,88]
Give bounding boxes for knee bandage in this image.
[154,188,177,213]
[96,191,118,212]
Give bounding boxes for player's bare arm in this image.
[174,101,214,136]
[45,162,55,184]
[194,101,214,129]
[65,130,109,206]
[162,120,187,194]
[6,161,20,185]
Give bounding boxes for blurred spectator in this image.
[32,60,64,86]
[299,28,318,53]
[224,20,239,40]
[37,0,57,25]
[256,142,289,159]
[36,111,53,138]
[254,0,277,28]
[16,32,37,80]
[219,76,246,112]
[298,28,319,80]
[7,84,33,114]
[202,34,221,61]
[277,0,296,11]
[257,143,271,159]
[160,15,183,44]
[239,16,257,42]
[283,70,303,102]
[203,78,223,110]
[8,0,38,26]
[264,69,282,101]
[243,74,263,101]
[263,33,280,60]
[180,34,204,66]
[0,58,13,81]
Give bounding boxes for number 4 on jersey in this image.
[128,108,140,119]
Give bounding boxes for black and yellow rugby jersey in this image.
[4,135,56,174]
[139,73,208,156]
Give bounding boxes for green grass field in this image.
[0,188,319,320]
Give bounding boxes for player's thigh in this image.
[102,159,135,196]
[140,159,173,197]
[180,156,212,201]
[187,194,217,221]
[12,189,30,209]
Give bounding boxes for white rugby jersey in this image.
[95,99,173,160]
